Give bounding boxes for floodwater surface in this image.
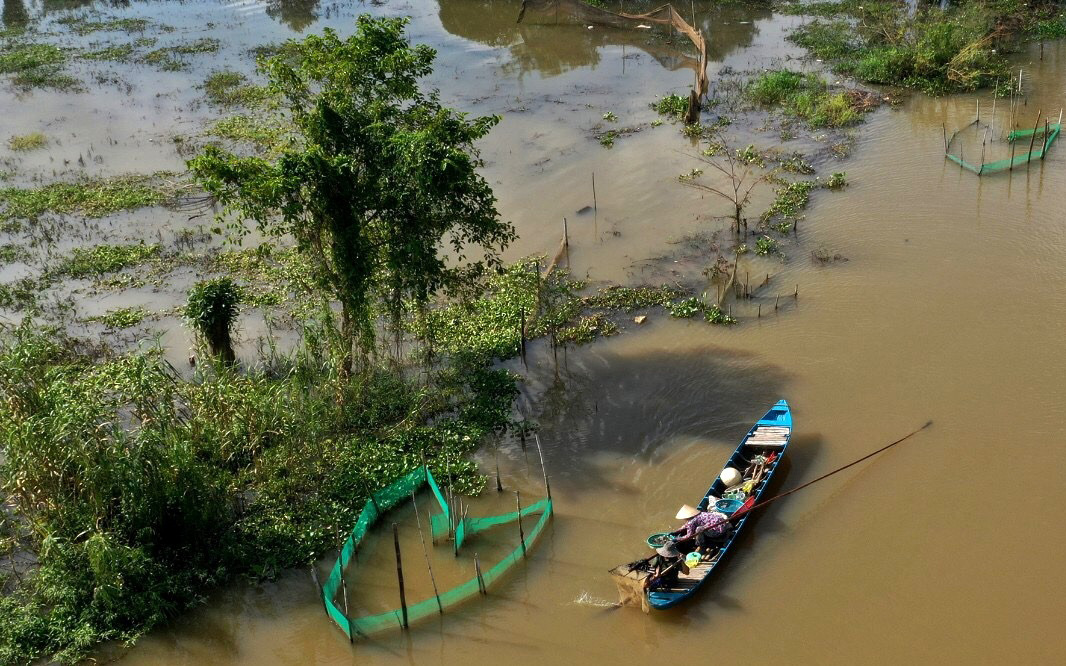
[5,1,1066,664]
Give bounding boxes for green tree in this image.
[189,16,514,375]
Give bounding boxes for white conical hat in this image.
[675,504,701,520]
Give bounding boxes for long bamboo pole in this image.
[410,489,442,614]
[393,523,409,629]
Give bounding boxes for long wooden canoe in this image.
[612,400,791,611]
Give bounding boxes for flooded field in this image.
[5,0,1066,664]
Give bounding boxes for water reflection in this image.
[2,0,29,29]
[695,3,770,62]
[439,0,706,78]
[265,0,318,32]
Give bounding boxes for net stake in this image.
[1027,108,1042,169]
[1041,119,1050,160]
[534,433,551,499]
[311,565,327,616]
[342,578,354,643]
[517,490,527,556]
[475,553,486,594]
[393,523,409,629]
[411,489,443,614]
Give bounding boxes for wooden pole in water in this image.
[393,523,409,629]
[519,308,526,364]
[311,566,327,615]
[1027,109,1042,167]
[592,172,597,212]
[1010,137,1017,172]
[341,579,354,643]
[1042,119,1050,159]
[410,490,443,614]
[976,98,979,125]
[775,295,780,311]
[943,123,948,152]
[475,553,486,594]
[562,218,568,248]
[516,490,526,556]
[533,433,551,500]
[990,86,997,139]
[494,441,504,492]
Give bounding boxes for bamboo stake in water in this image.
[411,489,443,614]
[533,433,551,500]
[474,553,486,594]
[393,523,409,629]
[990,87,996,139]
[311,565,326,615]
[516,490,526,556]
[1041,119,1050,160]
[342,579,354,643]
[592,172,597,212]
[1028,109,1042,168]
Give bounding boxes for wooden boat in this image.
[610,399,791,611]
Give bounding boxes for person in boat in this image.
[672,504,730,552]
[644,542,689,591]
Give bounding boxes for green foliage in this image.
[56,15,151,36]
[557,313,617,344]
[599,130,617,147]
[704,304,737,325]
[668,296,704,319]
[7,132,47,151]
[762,180,816,222]
[185,277,241,362]
[0,41,78,90]
[653,93,689,120]
[202,70,270,106]
[57,243,160,278]
[602,111,618,122]
[0,242,26,262]
[208,115,286,151]
[0,321,514,663]
[583,285,684,310]
[779,153,815,174]
[735,144,765,166]
[0,175,168,223]
[755,235,780,256]
[82,44,135,62]
[190,16,514,370]
[826,171,848,188]
[748,70,860,127]
[144,38,220,71]
[786,0,1032,95]
[88,306,150,328]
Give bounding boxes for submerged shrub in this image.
[185,277,241,363]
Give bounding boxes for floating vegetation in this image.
[88,306,150,328]
[755,235,780,256]
[56,15,151,36]
[208,115,287,151]
[202,70,270,106]
[57,242,161,278]
[826,171,848,189]
[0,174,170,223]
[82,43,135,62]
[0,42,79,91]
[748,70,861,128]
[583,285,685,311]
[145,38,221,71]
[7,132,47,151]
[778,153,815,174]
[602,111,618,122]
[761,180,816,223]
[653,93,689,120]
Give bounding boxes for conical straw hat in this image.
[675,504,700,520]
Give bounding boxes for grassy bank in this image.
[781,0,1063,94]
[748,69,864,127]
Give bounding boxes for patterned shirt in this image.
[680,510,729,539]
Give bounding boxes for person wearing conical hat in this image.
[673,503,729,544]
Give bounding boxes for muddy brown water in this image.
[5,1,1066,663]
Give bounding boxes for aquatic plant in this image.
[202,70,270,106]
[0,174,169,223]
[762,180,816,223]
[56,16,151,36]
[89,306,150,329]
[82,44,135,62]
[57,243,161,278]
[185,277,241,363]
[7,132,47,151]
[653,93,689,120]
[755,235,780,257]
[748,70,861,128]
[826,172,848,189]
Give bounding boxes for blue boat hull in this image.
[646,400,791,610]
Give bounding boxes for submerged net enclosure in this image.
[518,1,708,120]
[946,119,1061,175]
[321,465,553,639]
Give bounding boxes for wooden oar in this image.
[621,420,933,566]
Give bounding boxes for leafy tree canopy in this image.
[190,15,514,365]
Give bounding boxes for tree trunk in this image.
[340,301,355,380]
[207,321,236,365]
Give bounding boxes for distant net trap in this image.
[945,90,1062,176]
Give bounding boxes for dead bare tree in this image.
[680,133,778,235]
